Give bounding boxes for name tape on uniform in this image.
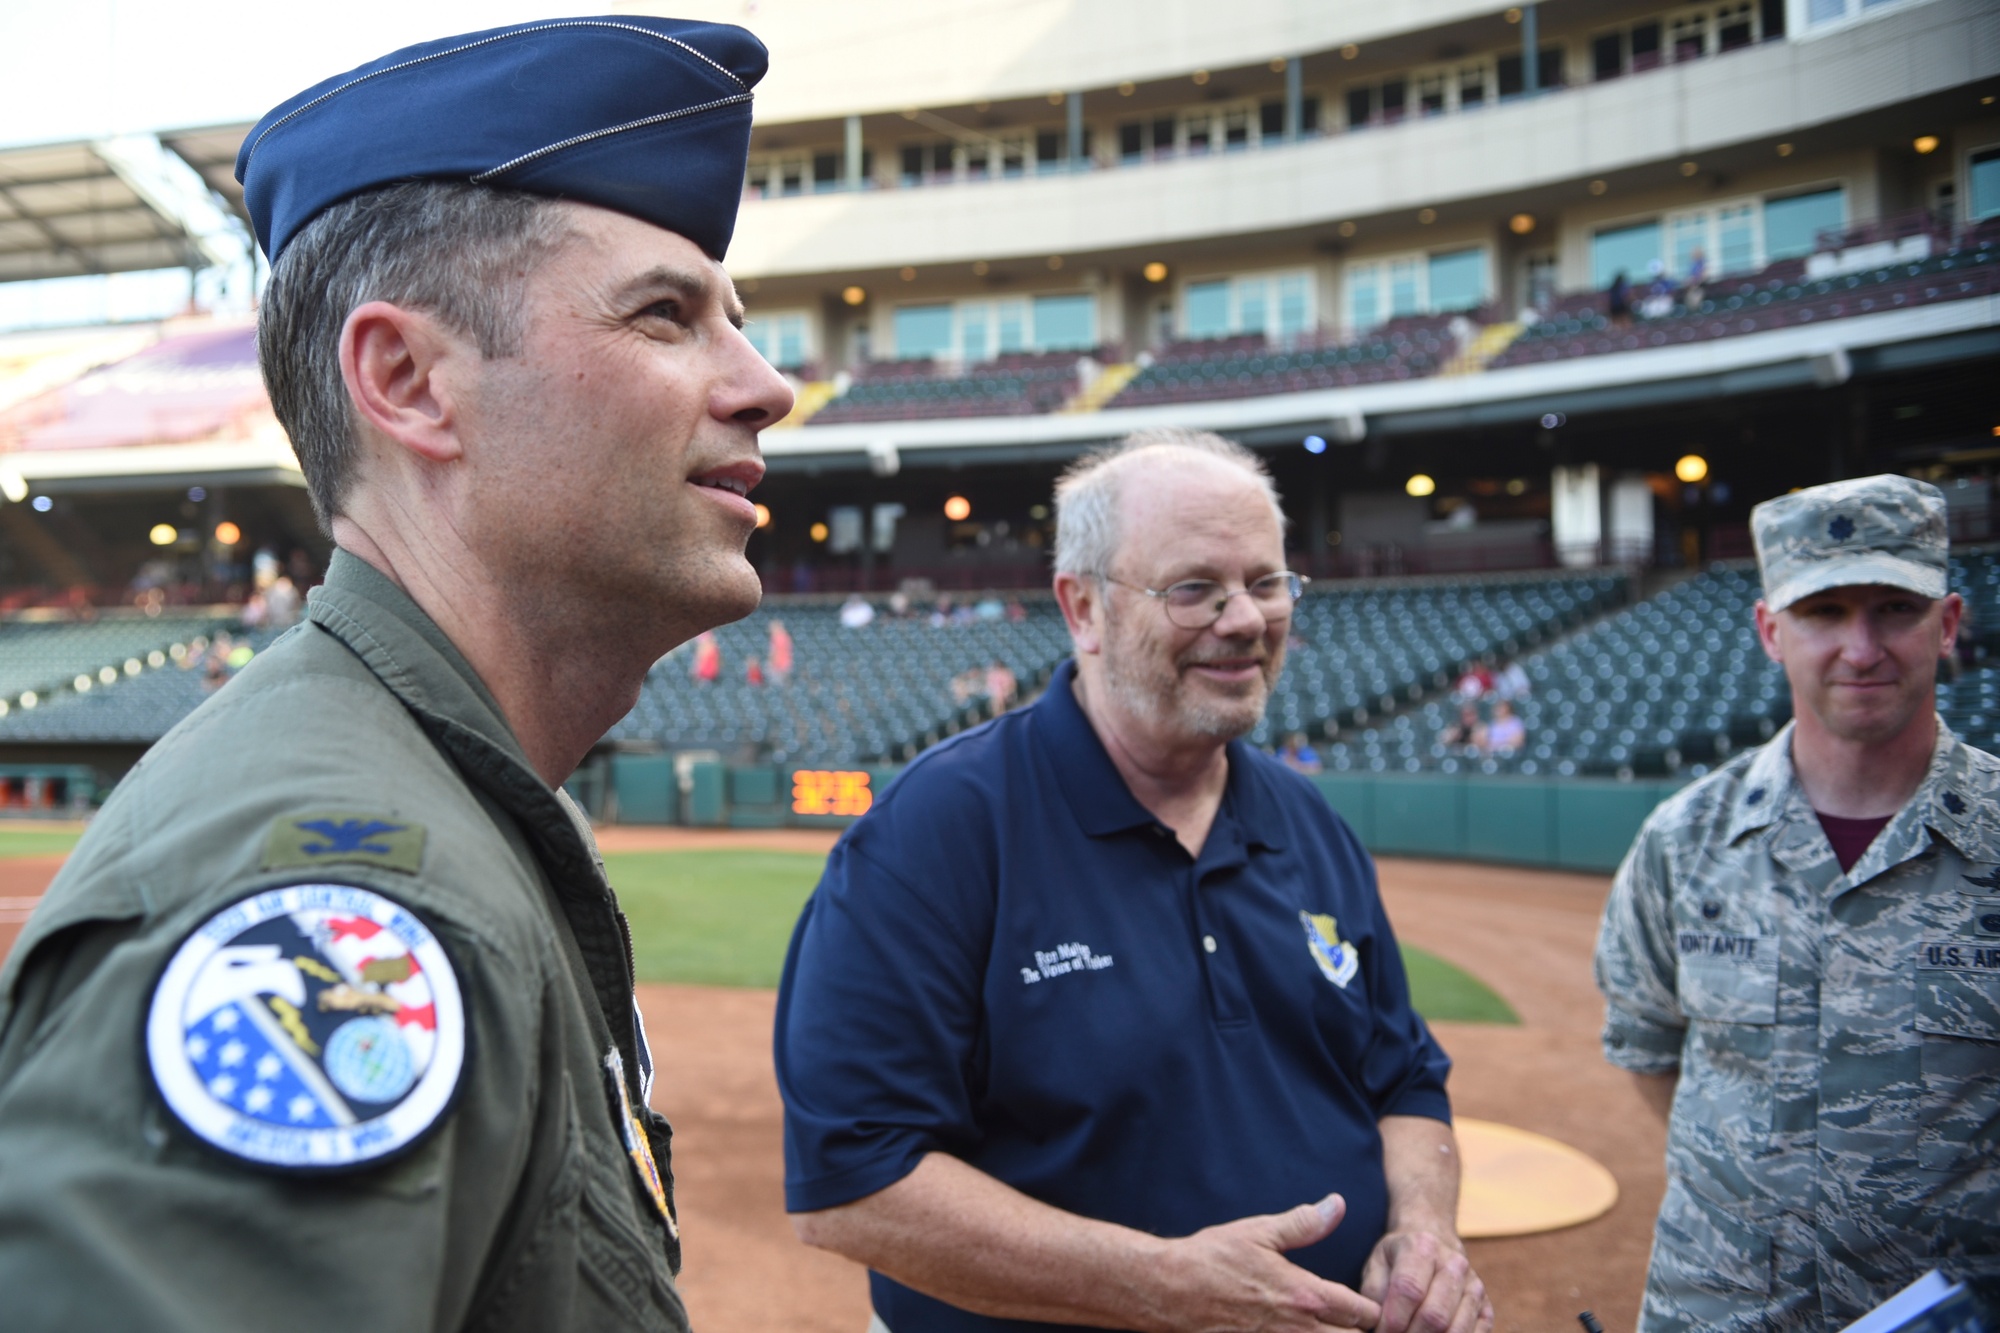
[146,884,464,1170]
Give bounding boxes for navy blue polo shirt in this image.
[774,659,1451,1333]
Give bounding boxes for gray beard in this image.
[1100,606,1272,741]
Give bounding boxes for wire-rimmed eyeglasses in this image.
[1100,571,1308,630]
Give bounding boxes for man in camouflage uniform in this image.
[1595,474,1999,1330]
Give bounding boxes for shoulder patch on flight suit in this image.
[261,812,427,875]
[146,884,465,1170]
[605,1047,678,1238]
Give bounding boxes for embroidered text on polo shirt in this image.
[1020,942,1115,984]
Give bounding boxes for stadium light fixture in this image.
[1506,479,1528,496]
[1337,221,1358,238]
[900,266,917,281]
[1046,256,1065,270]
[1504,8,1522,22]
[1118,81,1135,96]
[1303,435,1328,454]
[1509,213,1535,235]
[1777,142,1795,156]
[944,495,973,521]
[1588,179,1608,196]
[754,504,772,529]
[972,261,991,276]
[1675,454,1709,484]
[810,522,830,542]
[1341,44,1359,59]
[31,496,52,513]
[1046,92,1065,105]
[1405,474,1437,498]
[1143,262,1169,283]
[842,286,866,306]
[1192,70,1210,85]
[1913,135,1940,155]
[149,524,178,546]
[1418,208,1437,225]
[1269,58,1288,73]
[1680,161,1699,177]
[214,521,241,545]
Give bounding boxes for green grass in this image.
[0,829,84,859]
[608,849,826,987]
[609,849,1519,1024]
[1400,944,1520,1025]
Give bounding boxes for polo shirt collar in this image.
[1033,658,1286,852]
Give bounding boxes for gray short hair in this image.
[1053,429,1286,577]
[257,181,572,529]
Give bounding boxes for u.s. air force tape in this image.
[146,884,464,1170]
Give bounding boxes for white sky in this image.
[0,0,607,149]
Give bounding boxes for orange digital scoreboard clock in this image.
[791,769,874,818]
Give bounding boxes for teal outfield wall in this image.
[593,755,1680,875]
[1312,772,1685,874]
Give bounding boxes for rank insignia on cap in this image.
[146,885,464,1170]
[1299,910,1359,989]
[605,1047,677,1238]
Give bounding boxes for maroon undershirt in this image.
[1815,811,1894,873]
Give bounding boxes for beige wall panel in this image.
[618,0,1504,127]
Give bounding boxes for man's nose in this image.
[1210,588,1269,640]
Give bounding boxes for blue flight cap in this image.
[237,16,767,265]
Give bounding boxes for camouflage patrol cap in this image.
[1751,474,1948,612]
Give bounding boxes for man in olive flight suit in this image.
[0,17,791,1330]
[1596,475,1999,1330]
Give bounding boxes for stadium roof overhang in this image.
[0,124,254,285]
[758,300,2000,473]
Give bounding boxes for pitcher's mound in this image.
[1457,1117,1619,1238]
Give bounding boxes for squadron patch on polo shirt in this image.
[1300,911,1359,989]
[146,884,464,1171]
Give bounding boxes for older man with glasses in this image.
[774,430,1490,1333]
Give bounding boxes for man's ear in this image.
[1054,571,1104,655]
[1753,599,1784,666]
[338,302,466,465]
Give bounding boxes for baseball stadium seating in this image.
[1489,238,2000,370]
[0,550,1993,774]
[1106,315,1462,410]
[808,351,1089,425]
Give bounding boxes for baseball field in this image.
[0,824,1664,1333]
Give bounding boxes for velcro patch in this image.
[1918,940,2000,972]
[262,812,426,875]
[606,1047,677,1239]
[146,884,464,1170]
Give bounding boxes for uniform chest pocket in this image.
[1915,951,2000,1172]
[1677,943,1778,1143]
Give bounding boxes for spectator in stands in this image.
[265,575,302,629]
[840,593,876,629]
[1640,260,1674,319]
[1004,595,1027,623]
[1481,701,1525,756]
[1454,659,1496,700]
[1608,270,1634,327]
[1681,248,1708,310]
[778,430,1487,1333]
[1279,731,1324,774]
[887,590,913,618]
[950,666,985,706]
[692,629,722,683]
[1596,476,1996,1327]
[1439,703,1484,752]
[929,594,954,627]
[767,618,793,684]
[745,655,765,686]
[983,658,1017,712]
[1494,659,1530,702]
[974,592,1005,620]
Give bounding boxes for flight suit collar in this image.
[305,550,641,1075]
